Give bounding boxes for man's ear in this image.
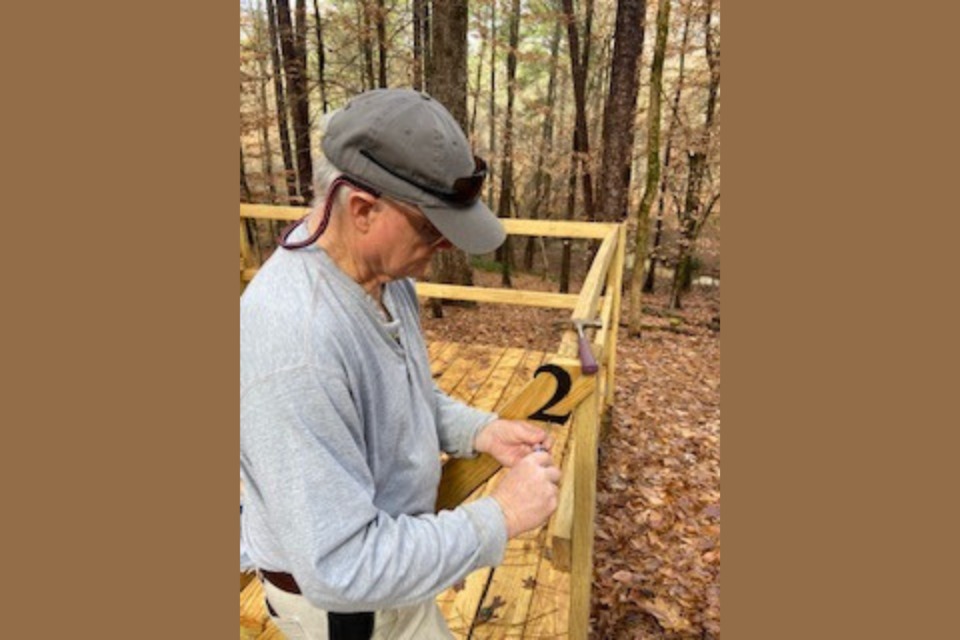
[344,189,379,233]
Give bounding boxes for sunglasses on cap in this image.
[277,174,449,250]
[360,149,487,206]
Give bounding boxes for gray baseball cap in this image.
[321,88,506,254]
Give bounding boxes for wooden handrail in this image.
[240,204,618,239]
[558,228,619,360]
[415,283,582,310]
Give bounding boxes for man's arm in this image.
[241,367,507,612]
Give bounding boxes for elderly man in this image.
[240,88,561,640]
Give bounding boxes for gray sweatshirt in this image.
[240,232,507,612]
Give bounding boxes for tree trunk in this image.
[524,15,562,272]
[266,0,298,202]
[628,0,670,337]
[360,1,375,90]
[254,3,277,204]
[645,0,693,293]
[276,0,313,204]
[670,0,720,310]
[422,1,431,92]
[376,0,388,87]
[412,0,424,90]
[597,0,646,223]
[426,0,474,318]
[496,0,521,287]
[313,0,328,113]
[469,27,485,138]
[561,0,595,229]
[241,144,253,202]
[487,0,497,207]
[559,0,595,287]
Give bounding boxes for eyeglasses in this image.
[385,197,450,249]
[360,150,487,205]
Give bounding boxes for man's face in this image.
[367,196,453,280]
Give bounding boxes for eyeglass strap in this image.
[277,176,378,250]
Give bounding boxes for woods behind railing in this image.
[240,204,626,640]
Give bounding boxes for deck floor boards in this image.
[241,342,571,639]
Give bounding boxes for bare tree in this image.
[597,0,646,224]
[487,0,497,207]
[375,0,388,87]
[628,0,671,336]
[412,0,425,90]
[313,0,328,113]
[644,0,692,293]
[560,0,595,292]
[426,0,475,317]
[241,144,253,203]
[670,0,720,309]
[254,1,277,204]
[524,14,563,271]
[265,0,297,201]
[359,1,376,90]
[469,16,486,138]
[496,0,522,287]
[276,0,313,204]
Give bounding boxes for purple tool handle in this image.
[578,334,599,375]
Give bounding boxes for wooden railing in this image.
[240,204,626,639]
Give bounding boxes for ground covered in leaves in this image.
[421,271,721,639]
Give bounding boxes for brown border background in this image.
[4,1,953,638]
[4,2,239,637]
[722,2,957,639]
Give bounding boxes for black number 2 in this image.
[528,364,573,424]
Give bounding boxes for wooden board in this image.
[436,358,597,512]
[415,283,581,310]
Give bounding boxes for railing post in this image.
[605,224,627,409]
[569,384,601,639]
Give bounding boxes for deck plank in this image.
[430,341,462,378]
[434,343,495,396]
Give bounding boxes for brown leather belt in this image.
[259,569,301,595]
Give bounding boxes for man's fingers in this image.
[528,450,554,466]
[546,467,562,484]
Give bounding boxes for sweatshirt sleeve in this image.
[241,367,507,612]
[433,383,498,458]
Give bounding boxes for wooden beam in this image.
[547,437,575,572]
[572,229,618,321]
[415,282,580,310]
[558,227,619,358]
[240,203,304,221]
[240,203,618,239]
[604,224,627,408]
[501,218,617,239]
[569,387,601,640]
[435,359,596,512]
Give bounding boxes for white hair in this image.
[309,108,351,215]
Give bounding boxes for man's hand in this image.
[491,451,561,538]
[474,419,553,468]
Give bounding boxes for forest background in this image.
[240,0,720,637]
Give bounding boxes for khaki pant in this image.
[261,577,454,640]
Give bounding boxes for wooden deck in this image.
[241,341,576,639]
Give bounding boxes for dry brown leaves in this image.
[421,272,721,639]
